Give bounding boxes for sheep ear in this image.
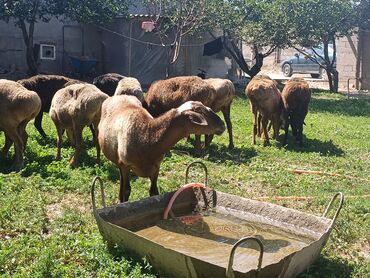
[184,111,208,126]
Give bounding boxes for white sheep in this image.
[114,77,144,103]
[204,78,235,149]
[0,79,41,169]
[49,83,108,167]
[98,95,225,202]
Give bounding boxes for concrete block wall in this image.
[336,34,359,90]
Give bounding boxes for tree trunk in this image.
[19,16,39,76]
[326,68,339,92]
[248,53,264,78]
[25,44,38,75]
[332,69,339,92]
[222,37,264,78]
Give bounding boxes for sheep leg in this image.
[194,135,202,156]
[297,122,304,147]
[92,119,100,164]
[272,116,280,140]
[119,166,131,202]
[257,113,262,138]
[291,117,298,137]
[89,124,96,141]
[18,120,29,149]
[66,129,75,147]
[69,126,83,167]
[251,105,258,145]
[267,121,272,133]
[34,111,47,138]
[55,124,64,160]
[149,172,159,196]
[6,128,24,170]
[1,133,13,158]
[205,135,214,148]
[261,116,270,146]
[283,119,289,146]
[222,106,234,149]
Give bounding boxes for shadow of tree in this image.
[298,254,354,278]
[282,135,345,157]
[35,135,56,147]
[16,146,100,178]
[310,97,370,117]
[172,141,257,164]
[0,156,16,174]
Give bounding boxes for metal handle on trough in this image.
[91,176,106,211]
[163,183,209,220]
[185,161,208,186]
[323,192,344,228]
[226,236,264,278]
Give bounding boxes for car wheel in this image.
[282,63,292,77]
[311,68,323,79]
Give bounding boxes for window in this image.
[40,44,56,60]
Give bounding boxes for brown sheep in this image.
[49,84,108,167]
[18,74,82,138]
[204,78,235,149]
[98,95,225,202]
[0,79,41,169]
[93,73,124,96]
[114,77,144,103]
[145,76,218,153]
[245,75,285,145]
[281,77,311,147]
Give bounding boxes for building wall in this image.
[336,34,360,90]
[0,17,242,84]
[174,34,231,78]
[0,18,102,78]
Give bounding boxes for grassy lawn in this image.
[0,90,369,277]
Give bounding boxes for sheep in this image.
[93,73,124,96]
[203,78,235,149]
[281,77,311,147]
[0,79,41,169]
[98,95,225,202]
[145,76,218,153]
[49,84,108,167]
[18,74,82,138]
[114,77,144,103]
[245,75,285,145]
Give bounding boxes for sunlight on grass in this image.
[0,90,369,277]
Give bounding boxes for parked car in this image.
[281,45,335,78]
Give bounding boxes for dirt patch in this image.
[46,193,90,224]
[353,237,370,261]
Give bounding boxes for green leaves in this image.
[0,0,130,25]
[281,0,356,47]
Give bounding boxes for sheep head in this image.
[177,101,225,135]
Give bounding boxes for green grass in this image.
[1,91,369,277]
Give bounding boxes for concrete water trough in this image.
[92,162,344,278]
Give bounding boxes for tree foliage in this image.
[145,0,361,89]
[143,0,208,63]
[206,0,293,77]
[280,0,357,92]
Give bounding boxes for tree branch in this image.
[293,46,326,68]
[262,46,277,57]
